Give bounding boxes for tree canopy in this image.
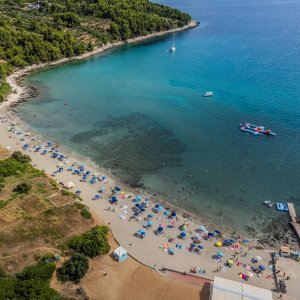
[68,226,110,258]
[0,0,191,101]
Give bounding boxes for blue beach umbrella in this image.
[259,265,265,271]
[180,232,187,237]
[217,251,224,257]
[208,232,215,237]
[190,243,196,248]
[157,226,164,232]
[75,190,81,194]
[147,221,153,226]
[171,211,177,217]
[95,194,100,199]
[198,245,204,250]
[214,230,221,235]
[148,214,153,218]
[115,186,121,191]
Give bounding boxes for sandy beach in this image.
[0,19,299,299]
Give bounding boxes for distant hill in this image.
[0,0,191,101]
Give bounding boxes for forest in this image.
[0,0,191,101]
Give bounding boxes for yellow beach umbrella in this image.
[227,259,234,265]
[215,241,222,247]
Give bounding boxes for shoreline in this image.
[1,20,198,111]
[0,17,294,248]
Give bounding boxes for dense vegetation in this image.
[68,226,110,258]
[57,253,89,283]
[0,151,32,191]
[0,0,191,101]
[0,262,62,300]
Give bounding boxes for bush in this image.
[11,151,31,163]
[68,226,110,258]
[81,207,92,219]
[17,261,56,281]
[13,182,31,194]
[57,253,89,283]
[0,262,60,300]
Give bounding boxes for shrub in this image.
[11,151,31,163]
[81,207,92,219]
[57,253,89,283]
[17,261,56,281]
[68,226,110,258]
[13,182,31,194]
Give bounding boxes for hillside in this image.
[0,0,191,101]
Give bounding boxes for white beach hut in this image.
[113,246,128,262]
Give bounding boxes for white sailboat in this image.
[169,34,176,52]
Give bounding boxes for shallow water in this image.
[17,0,300,234]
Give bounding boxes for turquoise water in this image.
[17,0,300,234]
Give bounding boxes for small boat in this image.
[263,200,273,208]
[276,202,288,212]
[203,92,213,97]
[240,123,276,136]
[169,34,176,52]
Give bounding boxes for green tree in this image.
[68,226,110,258]
[57,253,89,283]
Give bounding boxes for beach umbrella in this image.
[157,205,163,211]
[170,220,176,227]
[168,248,174,254]
[147,221,153,226]
[248,272,254,278]
[259,265,265,271]
[47,142,52,147]
[217,251,224,257]
[199,225,207,232]
[227,259,233,265]
[214,230,221,235]
[180,232,187,238]
[215,241,222,247]
[65,181,75,189]
[135,195,141,201]
[256,256,262,261]
[208,232,215,237]
[190,243,196,248]
[158,226,164,232]
[193,233,200,239]
[115,186,121,191]
[148,214,153,218]
[59,154,65,159]
[102,175,106,179]
[112,196,117,201]
[242,239,249,244]
[171,211,177,217]
[198,245,204,250]
[86,171,91,175]
[95,194,100,199]
[75,190,81,194]
[162,243,168,249]
[138,230,146,236]
[163,210,169,215]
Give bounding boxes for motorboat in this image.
[203,91,213,97]
[263,200,273,208]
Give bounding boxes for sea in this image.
[16,0,300,236]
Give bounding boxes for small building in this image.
[210,276,272,300]
[113,246,128,262]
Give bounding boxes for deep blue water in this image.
[17,0,300,234]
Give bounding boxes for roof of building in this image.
[211,277,273,300]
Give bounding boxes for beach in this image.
[0,15,299,298]
[0,112,285,294]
